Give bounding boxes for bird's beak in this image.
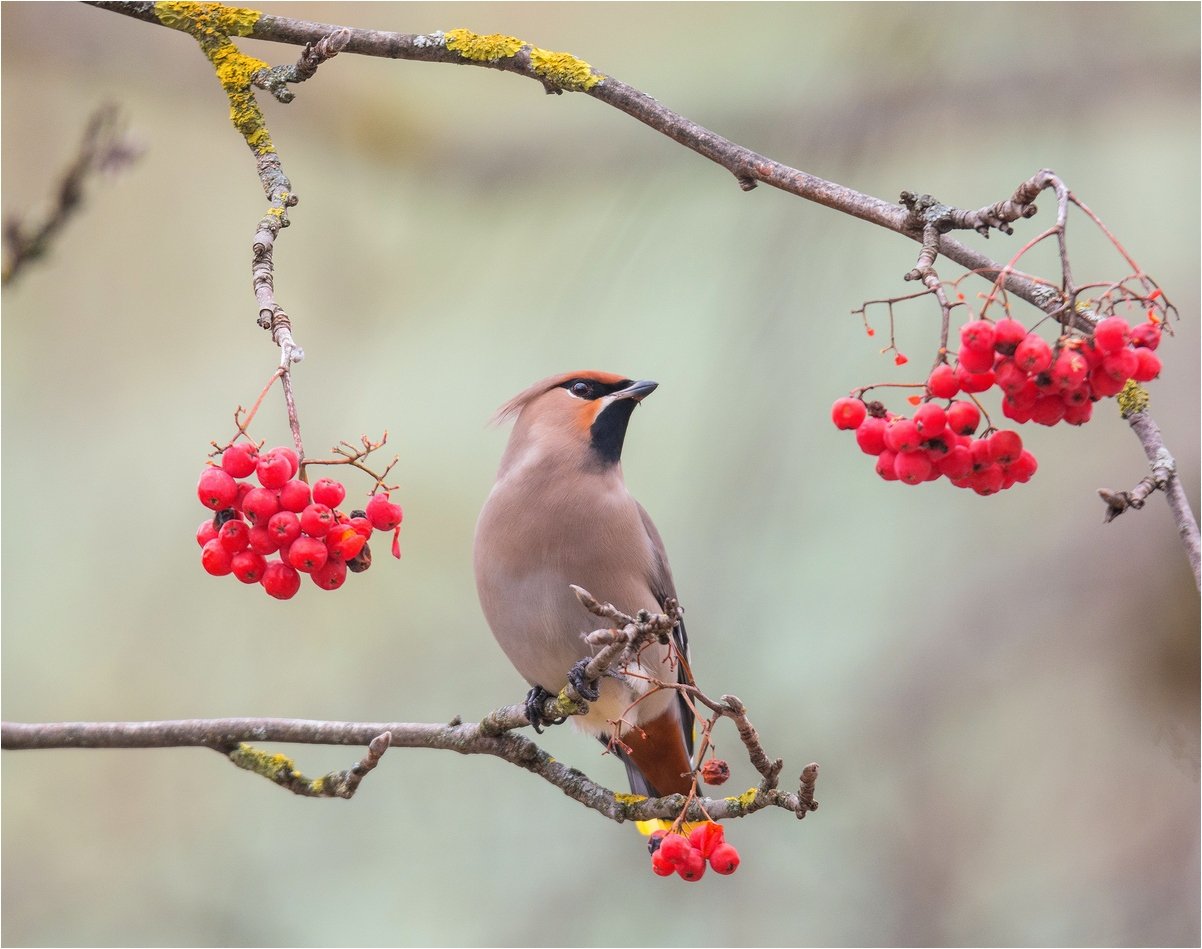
[612,379,658,402]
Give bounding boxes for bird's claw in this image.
[568,658,601,702]
[525,685,567,733]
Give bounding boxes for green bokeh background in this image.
[3,3,1198,946]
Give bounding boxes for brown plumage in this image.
[474,370,695,797]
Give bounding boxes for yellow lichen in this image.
[444,28,524,62]
[724,787,758,810]
[230,744,299,780]
[1116,379,1149,418]
[614,793,648,805]
[154,1,260,38]
[529,46,603,91]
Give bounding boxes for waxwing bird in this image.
[474,370,695,799]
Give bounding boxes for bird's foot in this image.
[568,658,601,702]
[525,685,567,734]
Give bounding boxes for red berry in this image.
[1051,349,1089,390]
[201,538,233,576]
[349,516,374,540]
[954,364,995,394]
[311,557,347,591]
[926,364,960,399]
[855,416,888,456]
[936,445,973,480]
[197,468,238,511]
[1089,366,1126,398]
[231,550,267,584]
[970,465,1005,496]
[992,318,1027,355]
[366,493,404,531]
[300,503,335,538]
[288,536,329,573]
[1094,316,1130,355]
[326,524,367,562]
[960,319,997,354]
[261,561,301,600]
[218,518,250,553]
[957,343,995,374]
[831,397,867,431]
[241,487,280,526]
[1131,349,1162,382]
[657,834,691,865]
[875,449,899,481]
[220,443,258,479]
[273,446,300,478]
[1130,323,1161,350]
[946,401,981,436]
[1063,400,1094,426]
[894,451,932,485]
[885,418,921,454]
[699,759,731,786]
[992,358,1026,395]
[233,481,254,513]
[912,403,947,441]
[196,519,219,548]
[278,479,312,513]
[1030,395,1067,427]
[312,478,347,508]
[688,822,726,859]
[256,452,291,490]
[676,848,706,882]
[1102,347,1138,383]
[1005,450,1038,483]
[267,511,302,547]
[969,438,994,471]
[1014,334,1053,374]
[894,352,908,366]
[650,848,676,876]
[248,524,279,554]
[709,843,741,875]
[988,430,1023,465]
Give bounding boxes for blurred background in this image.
[3,3,1198,946]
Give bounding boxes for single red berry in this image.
[1131,348,1162,382]
[699,759,731,786]
[875,449,900,481]
[969,438,993,471]
[1051,349,1089,390]
[960,319,997,354]
[988,430,1023,465]
[312,478,347,509]
[256,452,291,490]
[248,525,278,554]
[885,418,922,453]
[366,493,404,531]
[1014,334,1053,374]
[326,524,367,562]
[709,843,741,875]
[1063,400,1094,426]
[1030,395,1067,427]
[1130,323,1161,350]
[970,465,1005,496]
[912,403,947,441]
[992,358,1026,395]
[992,318,1027,355]
[688,822,726,859]
[650,849,676,877]
[261,561,301,600]
[231,550,267,584]
[241,486,280,527]
[220,443,258,479]
[1080,340,1106,371]
[196,519,219,548]
[218,518,250,553]
[926,364,960,399]
[311,557,347,591]
[1062,385,1091,408]
[289,536,329,573]
[1005,450,1038,483]
[954,364,995,394]
[894,352,908,366]
[894,451,932,485]
[348,514,374,540]
[300,503,336,538]
[676,847,707,882]
[946,401,981,436]
[201,538,233,577]
[855,416,888,456]
[278,479,312,513]
[267,510,302,547]
[935,445,973,480]
[274,447,300,478]
[233,481,254,513]
[831,397,867,431]
[957,343,995,375]
[1102,347,1138,383]
[657,834,692,865]
[197,467,238,511]
[1093,316,1130,355]
[1089,366,1126,398]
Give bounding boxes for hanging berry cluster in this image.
[648,822,740,881]
[196,441,403,599]
[833,308,1164,495]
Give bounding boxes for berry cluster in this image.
[833,312,1163,494]
[648,822,740,881]
[196,442,403,600]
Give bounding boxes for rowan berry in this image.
[231,550,267,584]
[326,524,367,562]
[218,518,250,553]
[912,403,947,440]
[970,465,1005,496]
[993,358,1027,395]
[366,493,404,531]
[709,843,741,875]
[1101,348,1137,383]
[855,416,889,455]
[955,364,995,394]
[261,561,301,600]
[267,511,302,547]
[885,418,922,454]
[650,848,676,877]
[1130,323,1161,350]
[197,467,238,511]
[875,449,899,481]
[957,343,995,374]
[960,319,997,354]
[1132,349,1162,382]
[220,443,258,478]
[1089,366,1126,398]
[1014,334,1053,374]
[1093,316,1130,354]
[278,479,312,513]
[688,822,726,859]
[300,503,335,538]
[196,519,219,548]
[946,401,981,436]
[1005,450,1038,483]
[992,318,1027,355]
[255,451,291,490]
[699,758,731,786]
[311,557,347,591]
[894,451,932,485]
[1062,400,1094,426]
[248,524,279,554]
[988,429,1023,465]
[288,536,329,573]
[926,364,960,399]
[312,478,347,509]
[1029,395,1067,427]
[831,397,867,430]
[273,446,300,478]
[657,834,692,865]
[676,848,706,882]
[1051,350,1089,390]
[201,539,233,576]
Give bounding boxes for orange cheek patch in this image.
[577,400,603,431]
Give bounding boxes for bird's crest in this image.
[490,370,630,425]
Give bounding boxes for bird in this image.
[474,370,695,802]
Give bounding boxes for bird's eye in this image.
[571,381,592,397]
